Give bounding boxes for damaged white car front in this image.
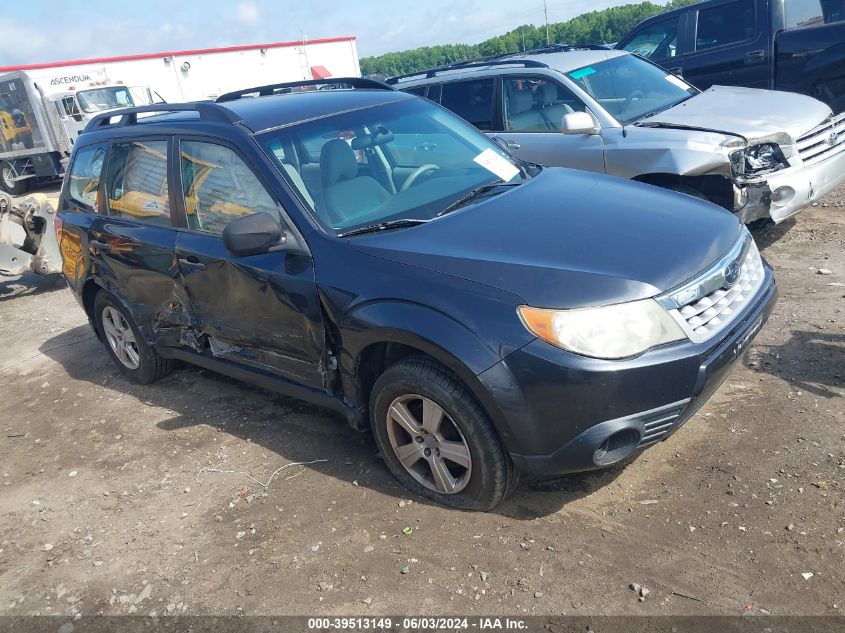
[609,81,845,225]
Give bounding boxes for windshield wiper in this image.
[338,218,429,238]
[635,94,697,123]
[436,181,522,218]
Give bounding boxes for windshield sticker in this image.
[665,74,689,90]
[569,67,596,80]
[473,148,520,182]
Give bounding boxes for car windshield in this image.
[566,54,698,125]
[76,86,136,113]
[258,97,527,234]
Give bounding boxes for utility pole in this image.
[544,0,550,45]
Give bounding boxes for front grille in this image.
[796,112,845,166]
[658,232,766,344]
[637,400,690,447]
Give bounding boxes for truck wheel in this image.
[0,161,27,196]
[370,356,515,511]
[94,291,174,384]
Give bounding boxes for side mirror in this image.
[560,111,599,135]
[222,212,285,257]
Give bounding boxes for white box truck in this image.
[0,70,157,194]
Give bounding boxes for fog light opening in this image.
[771,186,795,206]
[593,429,641,466]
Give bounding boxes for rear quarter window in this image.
[784,0,844,28]
[67,143,107,211]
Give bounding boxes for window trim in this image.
[691,0,759,54]
[65,141,111,213]
[102,136,178,229]
[171,134,295,238]
[498,73,588,134]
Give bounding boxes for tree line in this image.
[360,0,697,77]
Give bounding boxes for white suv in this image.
[389,45,845,224]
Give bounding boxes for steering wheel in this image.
[400,164,439,192]
[622,90,645,114]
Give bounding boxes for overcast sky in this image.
[0,0,649,66]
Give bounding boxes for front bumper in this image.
[478,266,778,477]
[735,147,845,224]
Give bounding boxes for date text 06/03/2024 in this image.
[306,617,528,630]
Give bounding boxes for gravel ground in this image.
[0,186,842,618]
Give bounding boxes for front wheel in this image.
[94,291,174,384]
[0,161,27,196]
[370,357,515,511]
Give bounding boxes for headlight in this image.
[518,299,686,359]
[730,143,789,180]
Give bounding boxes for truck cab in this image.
[51,83,159,143]
[617,0,845,113]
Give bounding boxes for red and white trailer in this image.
[0,36,360,104]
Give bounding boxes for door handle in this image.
[178,256,206,271]
[89,240,111,254]
[745,49,765,64]
[505,140,521,150]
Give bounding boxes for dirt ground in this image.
[0,185,842,619]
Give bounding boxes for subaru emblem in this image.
[723,259,741,288]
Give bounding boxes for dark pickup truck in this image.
[616,0,845,112]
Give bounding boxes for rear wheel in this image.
[0,161,27,196]
[370,357,515,510]
[94,291,174,384]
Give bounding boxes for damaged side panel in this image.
[173,230,327,390]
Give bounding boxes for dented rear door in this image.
[94,137,184,346]
[173,138,326,388]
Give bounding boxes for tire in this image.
[0,161,27,196]
[94,290,174,384]
[370,356,515,511]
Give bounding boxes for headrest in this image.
[321,139,358,186]
[509,91,533,115]
[535,83,557,106]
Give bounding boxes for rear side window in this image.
[105,140,171,226]
[67,143,107,210]
[696,0,756,50]
[179,140,280,236]
[440,78,495,131]
[403,86,427,97]
[622,17,681,60]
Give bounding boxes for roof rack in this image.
[386,59,549,84]
[84,102,241,133]
[385,43,610,84]
[216,77,394,102]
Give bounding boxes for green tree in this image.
[360,0,699,77]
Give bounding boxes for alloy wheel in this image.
[101,306,141,370]
[385,394,472,494]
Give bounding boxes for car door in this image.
[492,74,605,173]
[79,137,184,346]
[172,137,326,388]
[619,12,688,76]
[682,0,770,89]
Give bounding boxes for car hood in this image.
[637,85,832,143]
[349,169,742,309]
